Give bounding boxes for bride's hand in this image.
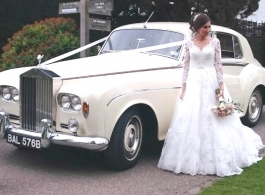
[180,92,185,100]
[216,89,224,99]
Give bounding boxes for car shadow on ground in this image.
[3,139,165,174]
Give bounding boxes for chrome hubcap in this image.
[248,91,262,122]
[124,115,142,161]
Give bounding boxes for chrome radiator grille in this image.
[20,77,53,132]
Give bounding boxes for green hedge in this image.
[0,17,80,71]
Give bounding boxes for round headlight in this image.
[11,88,19,101]
[2,87,11,100]
[61,95,71,109]
[68,117,79,134]
[71,96,81,111]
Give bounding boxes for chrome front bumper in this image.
[0,109,109,151]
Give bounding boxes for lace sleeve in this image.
[214,39,223,83]
[182,41,190,83]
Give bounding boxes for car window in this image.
[216,33,234,58]
[233,36,242,59]
[100,29,184,59]
[216,33,243,59]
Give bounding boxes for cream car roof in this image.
[113,22,254,63]
[113,22,243,38]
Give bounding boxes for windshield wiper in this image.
[139,51,179,60]
[99,50,117,54]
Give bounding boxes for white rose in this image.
[219,102,226,110]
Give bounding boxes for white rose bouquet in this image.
[212,89,242,117]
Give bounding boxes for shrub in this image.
[0,17,80,71]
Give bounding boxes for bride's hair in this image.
[189,13,210,36]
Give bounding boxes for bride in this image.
[157,13,264,177]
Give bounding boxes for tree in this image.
[112,0,260,28]
[185,0,260,27]
[238,0,260,19]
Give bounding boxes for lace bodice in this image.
[182,38,223,84]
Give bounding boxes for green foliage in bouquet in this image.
[0,17,80,71]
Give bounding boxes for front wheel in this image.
[104,108,143,170]
[241,88,263,127]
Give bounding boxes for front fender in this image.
[105,87,181,140]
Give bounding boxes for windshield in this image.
[100,29,184,59]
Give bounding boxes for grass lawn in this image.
[199,158,265,195]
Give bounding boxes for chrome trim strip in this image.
[232,35,236,59]
[9,128,43,137]
[60,123,68,129]
[10,122,20,126]
[9,114,20,120]
[50,134,108,150]
[107,86,181,106]
[62,65,182,81]
[222,62,248,66]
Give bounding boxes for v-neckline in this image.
[191,38,214,51]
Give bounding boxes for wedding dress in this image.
[157,38,264,177]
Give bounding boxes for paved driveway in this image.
[0,108,264,195]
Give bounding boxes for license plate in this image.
[7,134,41,149]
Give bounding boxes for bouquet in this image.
[212,89,242,117]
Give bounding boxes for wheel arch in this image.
[106,103,158,141]
[243,74,265,113]
[245,84,265,106]
[256,85,265,105]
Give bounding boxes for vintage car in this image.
[0,22,265,170]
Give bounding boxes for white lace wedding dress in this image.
[157,38,264,177]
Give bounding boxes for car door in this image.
[214,32,246,104]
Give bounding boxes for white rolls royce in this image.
[0,22,264,170]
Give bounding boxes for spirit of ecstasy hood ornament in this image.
[37,54,44,65]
